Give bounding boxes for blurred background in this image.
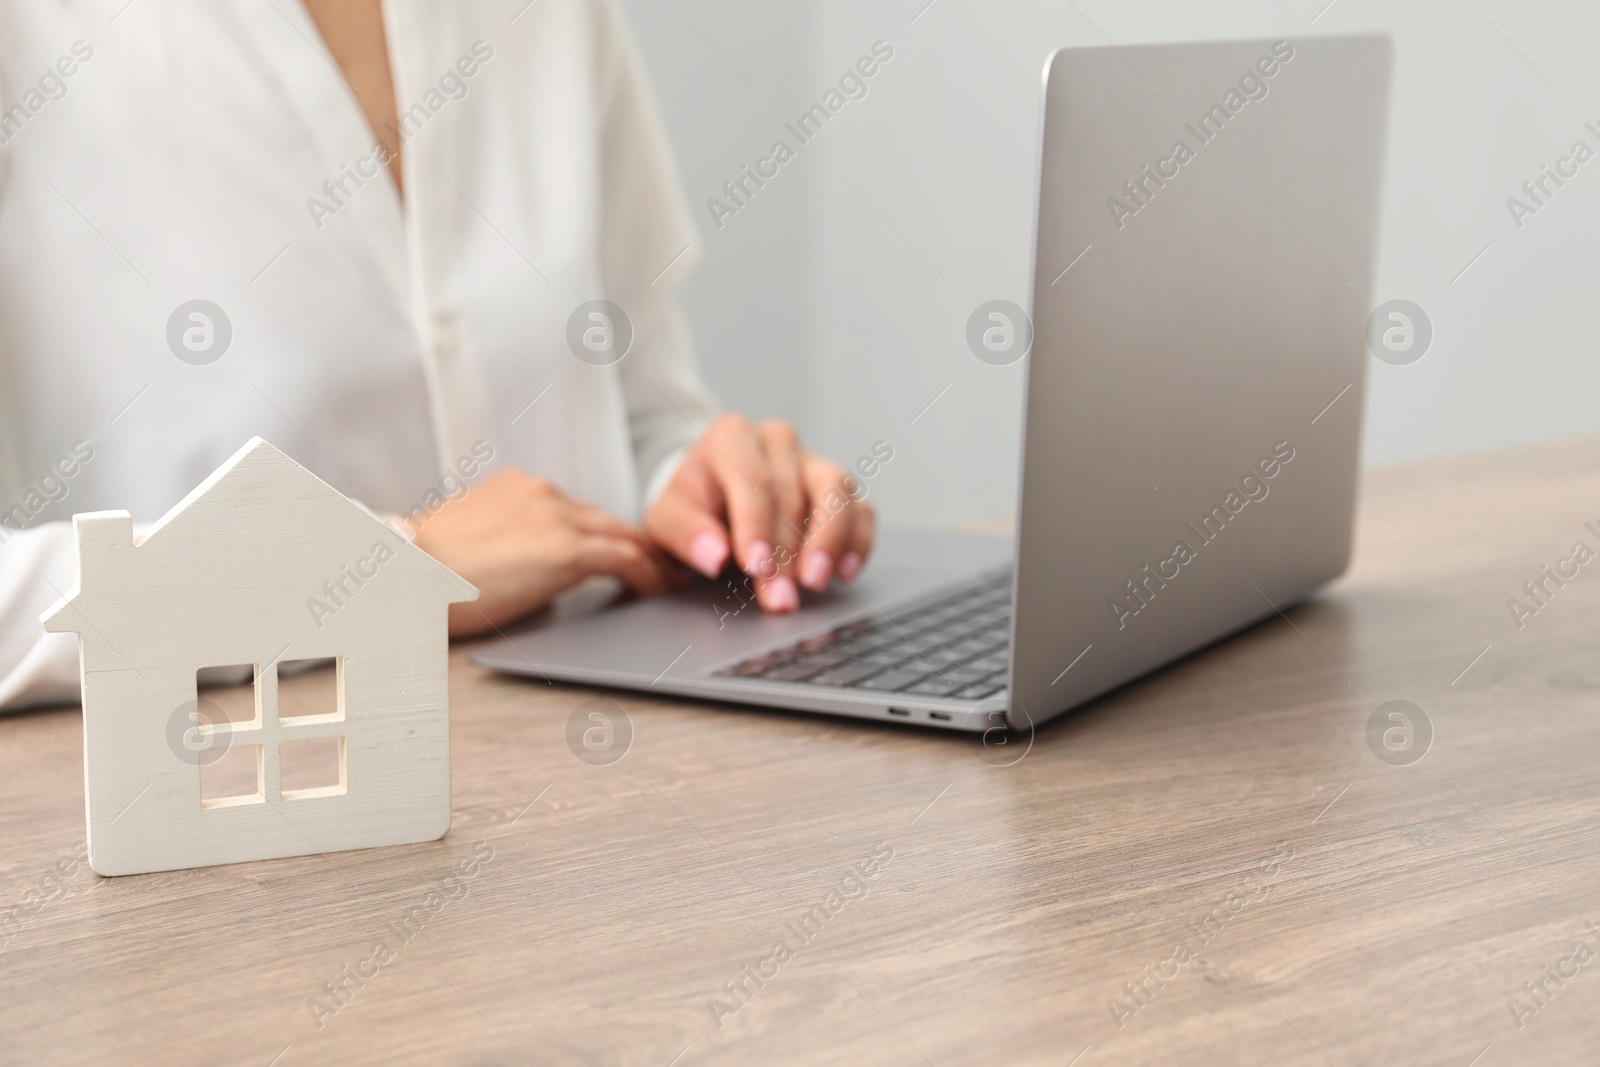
[620,0,1600,527]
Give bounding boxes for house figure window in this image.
[195,658,349,809]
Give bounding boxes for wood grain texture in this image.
[4,440,1600,1065]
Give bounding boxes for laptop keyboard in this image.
[712,569,1013,700]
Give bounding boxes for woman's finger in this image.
[643,460,732,578]
[701,417,791,609]
[571,533,671,598]
[839,494,877,581]
[757,420,807,586]
[794,453,856,591]
[566,498,653,546]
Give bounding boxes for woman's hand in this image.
[410,469,671,637]
[644,415,877,613]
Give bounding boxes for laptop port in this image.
[928,711,953,721]
[887,708,911,717]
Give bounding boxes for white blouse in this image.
[0,0,718,709]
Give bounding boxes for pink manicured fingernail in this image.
[745,539,775,578]
[838,551,864,580]
[762,576,799,612]
[687,530,729,578]
[799,551,833,591]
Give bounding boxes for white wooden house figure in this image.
[41,438,479,876]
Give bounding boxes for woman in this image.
[0,0,874,710]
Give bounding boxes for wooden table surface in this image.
[5,440,1600,1067]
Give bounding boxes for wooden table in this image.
[4,440,1600,1067]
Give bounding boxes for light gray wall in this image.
[625,0,1600,527]
[617,0,819,427]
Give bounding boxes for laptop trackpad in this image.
[471,527,1011,685]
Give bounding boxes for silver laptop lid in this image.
[1010,36,1392,725]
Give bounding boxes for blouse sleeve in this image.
[0,524,86,711]
[0,54,80,709]
[0,18,83,711]
[592,0,720,512]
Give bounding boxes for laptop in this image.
[473,34,1393,733]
